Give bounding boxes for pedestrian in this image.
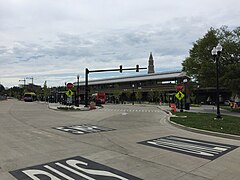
[230,102,234,111]
[159,99,162,106]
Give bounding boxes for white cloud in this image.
[0,0,239,87]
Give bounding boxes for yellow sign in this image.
[175,91,185,100]
[66,90,74,97]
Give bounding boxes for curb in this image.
[166,112,240,140]
[47,104,59,111]
[47,103,93,111]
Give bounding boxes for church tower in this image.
[148,52,155,74]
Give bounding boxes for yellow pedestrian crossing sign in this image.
[175,91,185,100]
[66,90,74,97]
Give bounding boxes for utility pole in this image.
[19,79,26,91]
[26,77,34,91]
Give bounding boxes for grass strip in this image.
[171,112,240,136]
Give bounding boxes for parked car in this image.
[224,100,234,106]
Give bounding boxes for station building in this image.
[76,53,190,103]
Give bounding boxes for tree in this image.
[6,86,24,99]
[222,64,240,96]
[112,84,122,103]
[43,81,50,100]
[147,90,154,102]
[135,89,142,103]
[182,26,240,95]
[182,28,218,87]
[0,84,5,95]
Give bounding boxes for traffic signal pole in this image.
[84,65,146,107]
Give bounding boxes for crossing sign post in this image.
[67,83,73,89]
[175,91,185,112]
[175,91,185,101]
[176,84,184,91]
[66,89,74,97]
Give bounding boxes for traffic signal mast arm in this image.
[84,65,147,107]
[87,65,147,73]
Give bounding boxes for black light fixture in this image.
[211,43,223,119]
[132,84,135,105]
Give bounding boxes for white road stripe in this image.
[56,163,94,180]
[102,108,162,113]
[153,140,220,155]
[147,141,214,157]
[159,139,226,153]
[44,165,75,180]
[167,136,231,149]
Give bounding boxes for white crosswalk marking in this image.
[100,108,160,113]
[141,136,237,160]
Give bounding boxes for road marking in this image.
[101,108,161,113]
[10,156,142,180]
[53,124,115,135]
[139,136,238,160]
[44,165,75,180]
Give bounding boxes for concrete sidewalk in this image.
[47,102,105,111]
[159,104,240,117]
[47,102,91,111]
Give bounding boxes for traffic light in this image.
[120,65,122,73]
[136,64,139,72]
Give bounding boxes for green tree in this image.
[148,90,154,102]
[112,84,122,102]
[43,81,50,100]
[182,28,218,87]
[136,89,142,103]
[6,86,24,99]
[182,26,240,95]
[222,64,240,96]
[0,84,5,95]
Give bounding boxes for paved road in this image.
[1,100,240,179]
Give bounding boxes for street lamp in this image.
[76,74,80,107]
[132,84,135,105]
[211,43,223,119]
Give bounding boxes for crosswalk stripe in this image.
[100,108,161,113]
[152,140,220,155]
[147,141,214,157]
[139,136,238,160]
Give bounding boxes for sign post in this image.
[175,91,185,112]
[67,83,73,90]
[66,89,74,105]
[176,84,184,91]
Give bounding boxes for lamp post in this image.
[211,43,223,119]
[132,84,135,105]
[76,74,80,107]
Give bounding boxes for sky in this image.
[0,0,239,88]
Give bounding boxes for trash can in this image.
[185,103,190,110]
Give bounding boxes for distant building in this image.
[148,52,155,74]
[74,53,190,102]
